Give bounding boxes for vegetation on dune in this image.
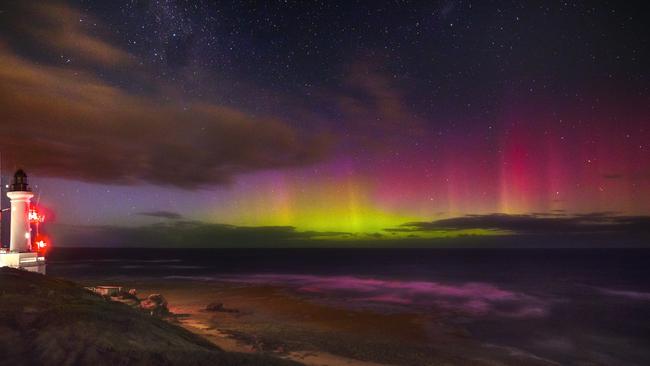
[0,268,300,366]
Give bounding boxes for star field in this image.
[0,1,648,240]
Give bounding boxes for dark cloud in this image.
[0,3,134,67]
[603,173,624,179]
[49,221,353,248]
[390,213,650,236]
[601,172,650,181]
[313,59,427,152]
[0,3,331,189]
[137,211,183,220]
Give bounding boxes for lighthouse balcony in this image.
[0,252,46,274]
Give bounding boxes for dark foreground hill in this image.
[0,267,300,366]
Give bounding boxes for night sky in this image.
[0,1,648,246]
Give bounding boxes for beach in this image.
[47,248,650,366]
[109,277,556,366]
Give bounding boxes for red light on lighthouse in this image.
[34,235,50,255]
[29,205,50,253]
[29,208,45,223]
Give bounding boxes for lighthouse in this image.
[0,169,46,273]
[7,169,34,252]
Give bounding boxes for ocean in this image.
[47,248,650,365]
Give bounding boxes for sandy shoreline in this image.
[136,282,397,366]
[104,278,557,366]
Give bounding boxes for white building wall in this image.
[7,191,34,253]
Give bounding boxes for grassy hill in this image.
[0,267,300,366]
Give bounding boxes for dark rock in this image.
[206,302,224,312]
[117,289,139,302]
[140,293,169,316]
[205,302,239,313]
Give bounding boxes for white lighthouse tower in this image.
[0,169,46,273]
[7,169,33,252]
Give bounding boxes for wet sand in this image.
[111,279,557,366]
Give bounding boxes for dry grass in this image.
[0,268,300,366]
